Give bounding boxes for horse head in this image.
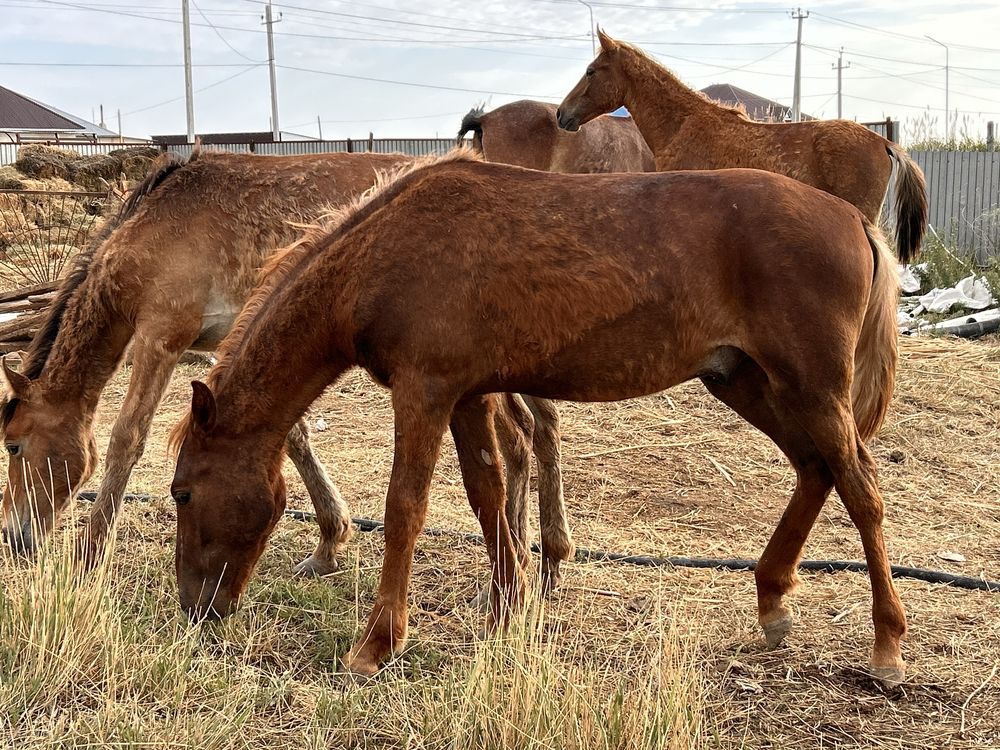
[171,380,286,620]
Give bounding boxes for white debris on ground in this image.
[0,312,19,324]
[898,265,998,338]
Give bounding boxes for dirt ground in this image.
[80,335,1000,748]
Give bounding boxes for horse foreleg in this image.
[284,418,353,577]
[522,396,575,594]
[341,383,452,678]
[79,335,187,563]
[453,394,524,633]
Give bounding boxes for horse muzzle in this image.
[556,108,581,132]
[1,518,34,556]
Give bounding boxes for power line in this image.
[275,63,560,99]
[191,0,264,63]
[242,0,581,40]
[123,64,262,115]
[811,12,1000,54]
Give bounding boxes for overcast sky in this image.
[3,0,999,143]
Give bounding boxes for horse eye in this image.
[586,67,595,77]
[5,443,20,457]
[173,490,191,505]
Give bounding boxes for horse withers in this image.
[171,152,907,685]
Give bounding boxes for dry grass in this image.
[1,335,999,748]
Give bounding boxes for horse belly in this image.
[493,321,710,403]
[191,298,239,350]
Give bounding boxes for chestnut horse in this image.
[457,99,654,173]
[0,149,417,568]
[171,152,906,685]
[556,30,927,262]
[457,97,655,596]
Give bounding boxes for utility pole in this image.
[317,115,323,141]
[576,0,595,56]
[263,1,281,141]
[791,8,808,123]
[925,35,949,142]
[182,0,195,142]
[832,47,850,119]
[117,108,123,143]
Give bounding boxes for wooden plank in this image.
[0,280,59,305]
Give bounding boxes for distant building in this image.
[0,85,146,144]
[150,131,317,146]
[699,84,813,122]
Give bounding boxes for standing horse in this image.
[0,149,417,568]
[457,98,655,595]
[457,99,654,173]
[170,152,906,685]
[556,30,927,262]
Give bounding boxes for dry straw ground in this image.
[1,335,998,749]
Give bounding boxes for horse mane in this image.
[168,147,483,454]
[610,34,750,120]
[1,149,194,428]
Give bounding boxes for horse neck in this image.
[39,275,133,417]
[212,279,349,450]
[620,50,713,154]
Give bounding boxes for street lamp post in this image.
[576,0,596,56]
[925,35,950,142]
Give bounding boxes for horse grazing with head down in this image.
[457,99,653,173]
[0,149,416,569]
[557,30,927,262]
[171,151,906,686]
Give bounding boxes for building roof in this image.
[0,85,118,136]
[151,131,317,145]
[699,83,812,122]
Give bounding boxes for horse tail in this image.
[456,105,486,150]
[886,142,927,264]
[852,219,900,442]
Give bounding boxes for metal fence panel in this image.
[5,140,999,258]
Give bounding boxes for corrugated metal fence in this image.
[3,140,998,259]
[911,150,999,263]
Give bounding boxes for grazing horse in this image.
[170,152,906,685]
[0,149,416,568]
[457,99,654,173]
[556,30,927,262]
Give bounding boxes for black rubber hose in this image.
[80,493,1000,593]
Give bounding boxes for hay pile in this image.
[12,143,159,191]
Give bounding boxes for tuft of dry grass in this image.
[1,335,998,749]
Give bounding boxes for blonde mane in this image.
[169,147,482,454]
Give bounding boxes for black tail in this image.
[456,105,486,149]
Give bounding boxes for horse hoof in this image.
[761,615,794,649]
[870,664,906,688]
[292,555,339,577]
[338,657,377,684]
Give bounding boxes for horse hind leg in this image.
[523,395,575,595]
[285,417,353,576]
[702,358,834,650]
[470,393,533,612]
[759,361,906,685]
[794,400,906,684]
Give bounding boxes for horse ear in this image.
[1,355,32,399]
[190,380,217,432]
[597,27,619,54]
